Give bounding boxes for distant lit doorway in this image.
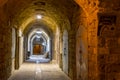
[33,44,43,55]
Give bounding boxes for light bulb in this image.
[36,15,42,19]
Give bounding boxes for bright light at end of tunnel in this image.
[36,15,42,19]
[36,31,42,34]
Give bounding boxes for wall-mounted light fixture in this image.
[36,31,42,34]
[36,15,42,19]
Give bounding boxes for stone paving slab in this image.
[8,63,70,80]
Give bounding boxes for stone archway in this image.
[32,36,46,55]
[24,26,52,61]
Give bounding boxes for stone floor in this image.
[8,62,71,80]
[26,55,51,63]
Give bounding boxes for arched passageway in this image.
[0,0,90,79]
[24,25,52,62]
[1,0,120,80]
[6,0,84,80]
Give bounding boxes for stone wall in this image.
[68,30,76,80]
[97,13,120,80]
[0,6,12,80]
[97,0,120,80]
[75,1,120,80]
[0,24,12,80]
[87,16,98,80]
[75,0,120,80]
[74,0,99,80]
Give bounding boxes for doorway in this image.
[33,44,43,55]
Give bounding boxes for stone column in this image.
[87,19,98,80]
[19,36,23,66]
[68,30,76,80]
[11,27,16,74]
[0,25,12,79]
[15,29,20,69]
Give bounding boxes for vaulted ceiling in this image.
[1,0,79,33]
[1,0,119,33]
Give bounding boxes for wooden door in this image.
[33,44,42,55]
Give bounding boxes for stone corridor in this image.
[8,62,70,80]
[1,0,120,80]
